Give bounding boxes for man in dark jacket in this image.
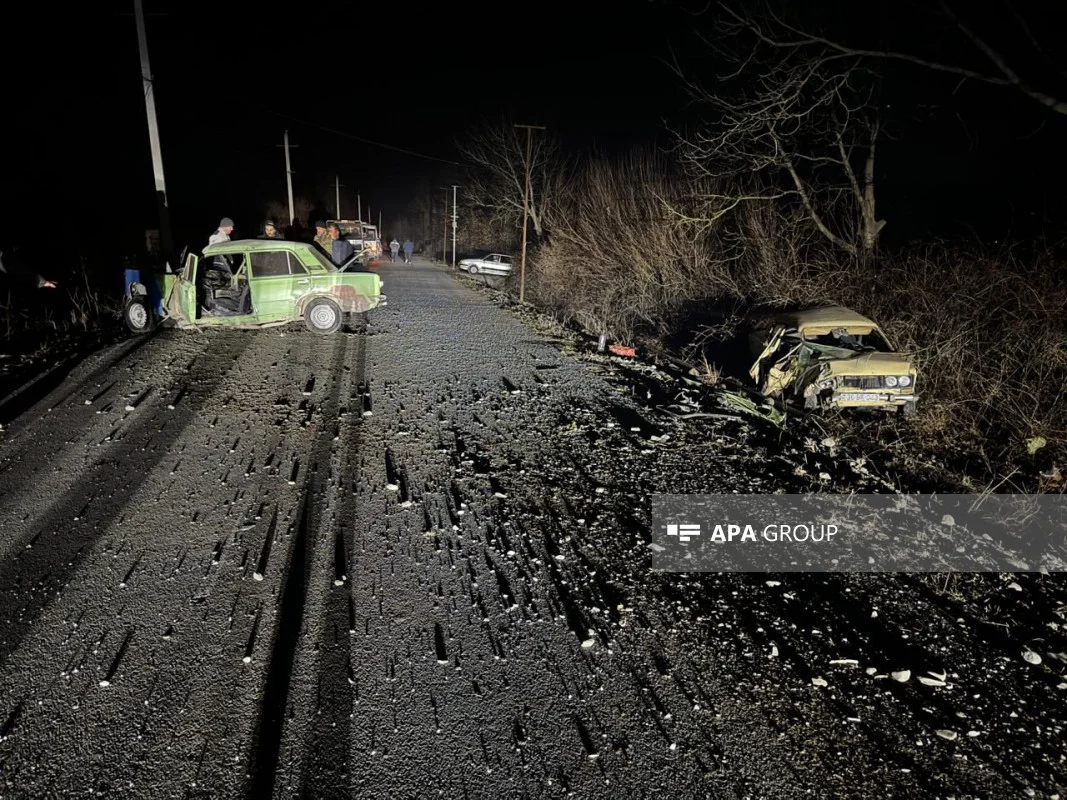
[329,224,354,266]
[257,220,284,239]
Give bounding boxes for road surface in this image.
[0,258,1063,798]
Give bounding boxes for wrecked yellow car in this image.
[748,306,917,416]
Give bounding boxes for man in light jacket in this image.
[208,217,235,247]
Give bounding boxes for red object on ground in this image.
[608,344,636,357]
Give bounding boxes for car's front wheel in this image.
[304,297,342,335]
[467,264,478,274]
[124,296,155,334]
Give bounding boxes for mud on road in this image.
[0,259,1063,798]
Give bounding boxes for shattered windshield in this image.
[802,328,892,353]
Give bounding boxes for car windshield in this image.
[803,328,892,352]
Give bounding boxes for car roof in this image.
[774,305,881,333]
[203,239,319,255]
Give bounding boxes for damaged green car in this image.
[123,240,385,335]
[748,306,917,416]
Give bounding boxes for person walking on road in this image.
[389,239,400,262]
[402,239,414,264]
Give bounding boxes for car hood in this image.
[820,350,915,376]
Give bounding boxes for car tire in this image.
[467,264,478,274]
[304,297,343,335]
[124,296,155,334]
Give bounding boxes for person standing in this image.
[329,224,355,266]
[389,238,400,262]
[208,217,235,247]
[313,220,331,253]
[402,239,414,264]
[258,220,283,239]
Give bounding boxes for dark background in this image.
[2,0,1066,278]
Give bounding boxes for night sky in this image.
[3,1,1066,272]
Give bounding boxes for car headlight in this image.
[884,375,898,387]
[897,375,912,387]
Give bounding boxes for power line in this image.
[234,102,463,167]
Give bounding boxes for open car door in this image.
[165,251,198,322]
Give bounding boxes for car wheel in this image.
[468,264,478,274]
[304,297,343,334]
[124,296,155,334]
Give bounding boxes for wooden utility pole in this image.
[276,131,299,224]
[133,0,173,270]
[514,124,544,303]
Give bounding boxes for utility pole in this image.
[451,184,459,268]
[514,124,545,303]
[441,187,449,265]
[276,131,299,224]
[133,0,173,271]
[334,176,344,219]
[357,194,362,222]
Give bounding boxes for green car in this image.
[123,240,385,335]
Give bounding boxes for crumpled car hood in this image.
[818,349,914,376]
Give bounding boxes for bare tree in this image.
[457,118,567,242]
[744,0,1067,118]
[673,2,886,256]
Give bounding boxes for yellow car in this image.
[748,305,917,416]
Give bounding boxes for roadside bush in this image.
[529,150,731,341]
[832,247,1067,474]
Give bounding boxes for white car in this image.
[458,253,514,276]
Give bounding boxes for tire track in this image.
[298,331,367,798]
[246,331,355,798]
[0,332,256,669]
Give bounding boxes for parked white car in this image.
[458,253,514,276]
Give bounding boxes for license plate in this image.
[836,392,884,402]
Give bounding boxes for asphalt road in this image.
[0,259,1063,798]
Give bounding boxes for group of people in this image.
[389,238,414,263]
[206,217,357,268]
[205,217,419,268]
